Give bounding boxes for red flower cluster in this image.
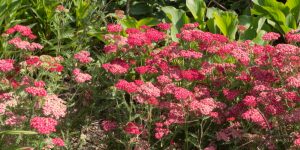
[124,122,143,135]
[6,25,37,39]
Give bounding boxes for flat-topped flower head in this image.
[30,117,58,134]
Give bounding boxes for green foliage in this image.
[0,130,37,135]
[120,16,159,29]
[162,6,190,41]
[239,15,269,45]
[186,0,206,29]
[0,0,27,32]
[251,0,300,33]
[212,10,238,40]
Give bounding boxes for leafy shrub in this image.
[1,0,300,150]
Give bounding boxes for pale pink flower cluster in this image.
[157,75,172,84]
[4,112,26,126]
[173,87,194,100]
[72,68,92,83]
[0,59,14,72]
[189,98,218,115]
[74,50,93,64]
[137,82,161,98]
[102,59,129,74]
[42,94,67,119]
[8,37,43,51]
[0,93,17,114]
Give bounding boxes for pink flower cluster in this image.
[74,50,93,64]
[0,93,17,114]
[124,122,143,135]
[102,59,129,74]
[4,112,26,126]
[0,59,14,72]
[157,23,171,31]
[138,82,160,98]
[107,24,123,33]
[103,44,118,53]
[42,94,67,119]
[241,108,268,128]
[101,120,118,132]
[286,73,300,88]
[52,138,65,147]
[286,30,300,43]
[72,68,92,83]
[6,25,37,39]
[25,86,47,97]
[30,117,58,134]
[189,98,218,115]
[34,81,46,87]
[262,32,280,41]
[154,122,169,139]
[8,37,43,51]
[126,27,165,47]
[115,79,138,93]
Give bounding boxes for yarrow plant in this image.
[0,24,70,149]
[98,22,300,149]
[2,12,300,149]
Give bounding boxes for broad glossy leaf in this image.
[206,18,218,33]
[120,16,138,29]
[186,0,206,24]
[286,13,297,29]
[252,0,289,14]
[206,7,219,19]
[285,0,300,23]
[136,17,159,27]
[162,6,190,41]
[251,0,296,33]
[253,30,267,45]
[239,16,267,43]
[213,11,238,40]
[239,15,252,28]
